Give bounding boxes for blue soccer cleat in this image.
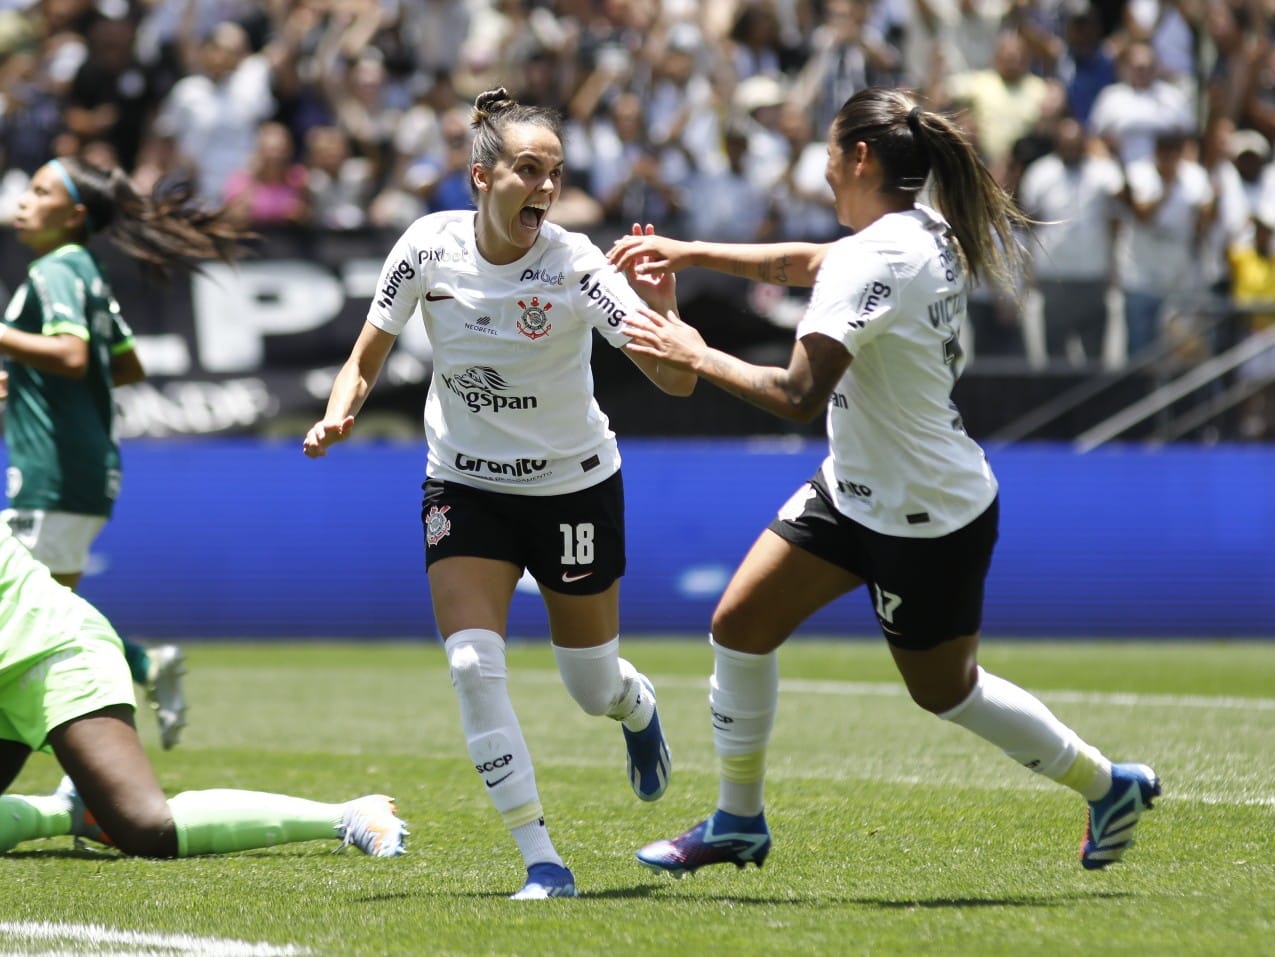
[622,675,671,802]
[1081,762,1161,870]
[637,810,771,878]
[511,862,577,900]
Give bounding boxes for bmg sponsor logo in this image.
[441,366,539,413]
[375,258,415,309]
[577,273,627,326]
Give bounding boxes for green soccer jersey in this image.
[0,523,89,680]
[2,244,134,516]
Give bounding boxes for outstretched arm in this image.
[607,231,831,288]
[623,306,849,421]
[303,321,396,457]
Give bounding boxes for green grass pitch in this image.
[4,638,1273,956]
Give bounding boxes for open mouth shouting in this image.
[519,201,549,233]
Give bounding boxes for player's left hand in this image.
[617,223,677,314]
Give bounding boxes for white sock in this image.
[939,667,1112,800]
[445,629,562,863]
[709,637,779,817]
[553,639,654,731]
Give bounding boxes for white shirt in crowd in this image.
[368,212,647,496]
[155,53,275,200]
[1087,81,1194,166]
[1019,152,1124,281]
[798,205,997,538]
[1118,158,1213,297]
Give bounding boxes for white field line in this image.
[0,922,308,957]
[515,671,1275,807]
[521,671,1275,712]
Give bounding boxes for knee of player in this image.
[448,643,483,691]
[109,815,179,858]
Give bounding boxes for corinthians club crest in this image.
[516,296,553,340]
[424,505,452,546]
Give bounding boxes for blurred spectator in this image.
[721,1,796,86]
[1118,0,1203,101]
[937,31,1054,183]
[64,16,159,172]
[303,125,372,231]
[404,106,474,215]
[646,21,724,176]
[1115,130,1215,358]
[589,91,690,231]
[152,21,277,200]
[686,122,772,243]
[1089,41,1194,165]
[321,50,403,193]
[223,121,308,227]
[790,0,898,136]
[1040,6,1119,128]
[1019,118,1124,365]
[0,47,64,177]
[901,0,1007,87]
[130,126,197,198]
[767,102,840,243]
[733,74,791,190]
[1242,36,1275,146]
[1203,0,1258,125]
[1226,202,1275,439]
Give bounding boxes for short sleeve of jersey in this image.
[565,235,648,350]
[797,239,898,354]
[29,260,89,340]
[110,306,134,355]
[366,229,424,335]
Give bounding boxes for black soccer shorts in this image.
[767,469,999,650]
[421,471,625,596]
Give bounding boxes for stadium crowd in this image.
[0,0,1273,435]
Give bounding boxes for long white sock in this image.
[553,638,653,730]
[445,628,563,867]
[709,637,779,817]
[939,667,1112,800]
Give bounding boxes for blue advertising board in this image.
[61,439,1275,640]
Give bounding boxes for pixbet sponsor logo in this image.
[577,273,627,326]
[417,247,468,264]
[375,258,415,309]
[519,267,565,285]
[441,366,539,413]
[454,453,548,478]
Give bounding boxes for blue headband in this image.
[48,158,94,233]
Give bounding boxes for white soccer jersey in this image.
[797,205,998,537]
[368,211,643,495]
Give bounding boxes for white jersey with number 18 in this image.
[368,211,646,496]
[797,204,998,538]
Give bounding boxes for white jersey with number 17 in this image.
[797,205,998,538]
[367,211,645,496]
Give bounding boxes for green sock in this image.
[168,790,343,856]
[0,794,72,853]
[121,638,151,685]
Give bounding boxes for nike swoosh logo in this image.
[561,571,593,583]
[425,291,454,301]
[485,772,513,788]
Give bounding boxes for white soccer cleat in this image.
[145,644,188,750]
[338,795,408,857]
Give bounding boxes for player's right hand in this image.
[607,227,694,276]
[302,415,356,458]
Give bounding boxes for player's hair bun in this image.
[472,88,517,126]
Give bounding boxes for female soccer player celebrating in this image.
[305,89,695,899]
[611,87,1159,876]
[2,156,247,748]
